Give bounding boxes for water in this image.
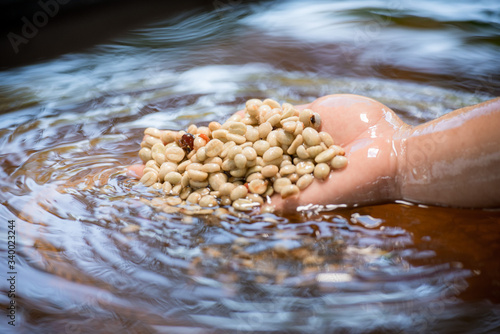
[1,0,500,332]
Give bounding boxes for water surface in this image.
[1,0,500,333]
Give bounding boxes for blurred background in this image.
[0,0,499,333]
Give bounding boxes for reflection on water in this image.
[1,0,500,332]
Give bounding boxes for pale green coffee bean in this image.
[190,154,200,163]
[281,105,296,119]
[209,121,222,131]
[193,136,207,150]
[245,127,259,142]
[315,148,335,163]
[153,152,167,165]
[143,167,159,177]
[248,179,267,194]
[282,121,297,133]
[145,135,162,147]
[232,199,258,211]
[230,185,248,201]
[195,187,210,195]
[263,98,281,109]
[258,122,273,139]
[234,153,247,169]
[139,147,152,162]
[273,177,292,193]
[280,164,296,176]
[145,160,160,170]
[189,179,209,188]
[212,129,228,141]
[227,114,242,122]
[165,171,182,184]
[228,145,242,160]
[159,162,177,180]
[161,130,176,144]
[206,139,224,157]
[187,192,201,204]
[280,159,292,168]
[151,142,165,155]
[180,187,192,200]
[253,140,270,156]
[302,127,321,146]
[188,169,208,182]
[314,163,330,179]
[261,165,279,178]
[245,158,256,169]
[197,126,210,137]
[166,195,182,205]
[230,169,247,178]
[199,195,217,207]
[246,172,264,182]
[296,145,309,159]
[205,156,222,166]
[185,163,203,171]
[319,131,334,147]
[246,99,263,116]
[246,193,264,205]
[296,161,315,175]
[140,171,157,186]
[306,145,324,159]
[288,173,299,183]
[266,131,279,147]
[222,159,236,171]
[281,184,300,198]
[267,113,281,127]
[331,145,346,156]
[276,129,294,146]
[287,134,303,155]
[165,146,185,163]
[187,124,198,134]
[258,104,272,117]
[219,182,236,196]
[263,147,283,162]
[208,172,227,190]
[246,165,262,176]
[331,155,348,169]
[296,174,313,190]
[176,160,191,174]
[196,146,207,161]
[181,172,190,187]
[311,112,321,130]
[299,109,313,127]
[242,147,257,160]
[264,185,274,197]
[226,133,247,145]
[264,156,283,166]
[220,196,232,206]
[220,141,236,158]
[201,163,220,173]
[242,116,259,126]
[225,121,247,135]
[184,150,193,162]
[294,121,304,136]
[163,181,172,193]
[145,127,162,138]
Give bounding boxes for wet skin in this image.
[129,94,500,211]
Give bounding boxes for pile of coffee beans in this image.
[138,98,347,211]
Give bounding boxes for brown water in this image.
[1,1,500,333]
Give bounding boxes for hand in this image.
[128,94,410,211]
[271,94,409,212]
